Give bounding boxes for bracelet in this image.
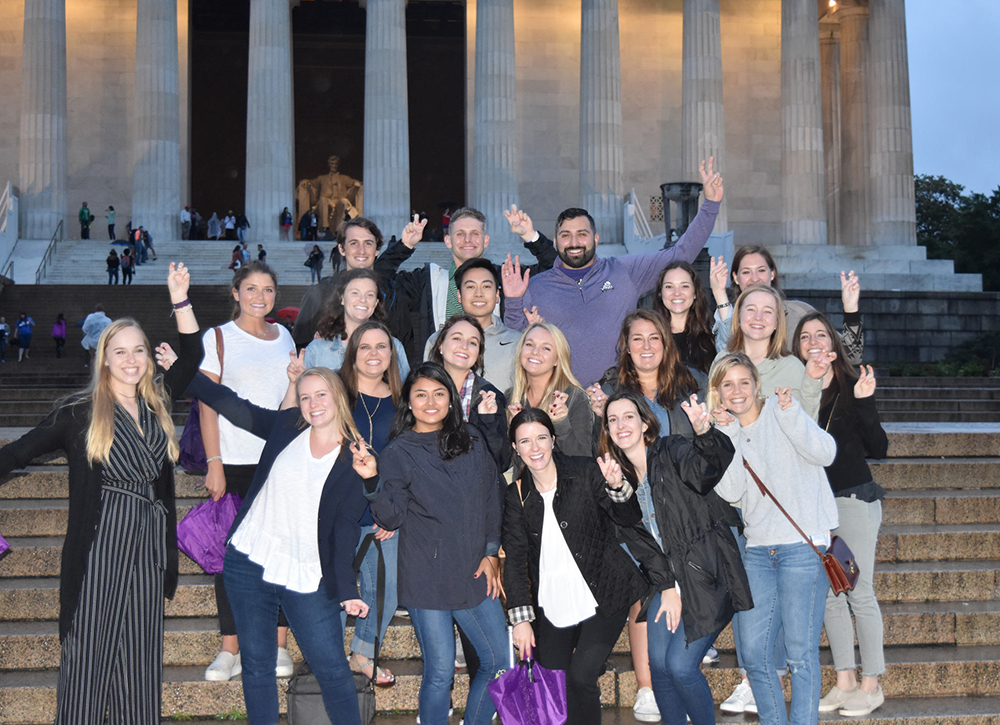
[716,302,731,310]
[206,456,222,464]
[172,298,192,309]
[170,305,195,317]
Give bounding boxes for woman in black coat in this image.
[502,407,672,725]
[600,389,749,725]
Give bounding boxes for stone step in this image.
[879,411,1000,423]
[880,424,1000,457]
[881,377,1000,389]
[879,387,1000,400]
[0,466,206,499]
[0,497,208,537]
[869,458,1000,490]
[0,411,189,428]
[878,399,1000,412]
[883,489,1000,525]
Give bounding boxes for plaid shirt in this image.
[459,370,475,421]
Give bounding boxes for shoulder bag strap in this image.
[352,532,386,687]
[214,326,225,380]
[742,458,824,559]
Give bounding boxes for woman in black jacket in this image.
[351,361,507,725]
[795,311,889,717]
[0,263,201,724]
[502,407,672,725]
[600,389,748,725]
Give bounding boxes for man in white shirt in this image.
[180,206,192,239]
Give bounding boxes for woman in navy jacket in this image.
[187,362,368,725]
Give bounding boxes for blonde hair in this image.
[726,283,789,360]
[295,367,362,443]
[82,318,179,465]
[511,323,583,407]
[707,351,764,414]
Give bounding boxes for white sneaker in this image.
[633,686,661,722]
[276,646,294,677]
[702,646,719,664]
[720,680,755,713]
[818,685,856,712]
[205,651,242,681]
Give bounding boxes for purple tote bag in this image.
[488,657,567,725]
[0,533,8,558]
[176,493,242,574]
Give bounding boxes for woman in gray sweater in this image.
[708,352,837,725]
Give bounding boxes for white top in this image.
[231,430,340,593]
[537,488,598,627]
[224,215,236,230]
[200,321,296,464]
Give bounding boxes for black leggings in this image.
[215,464,288,636]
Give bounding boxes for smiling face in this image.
[716,364,760,417]
[409,377,451,432]
[555,216,598,269]
[458,267,499,324]
[298,374,339,430]
[660,267,696,316]
[520,327,558,380]
[233,272,277,319]
[735,253,776,290]
[606,399,647,455]
[341,277,379,327]
[440,320,482,374]
[445,217,489,265]
[355,328,392,381]
[513,421,555,472]
[798,318,833,360]
[627,318,665,374]
[105,326,149,389]
[339,225,379,269]
[739,290,778,342]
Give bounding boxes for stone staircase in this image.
[877,377,1000,423]
[1,423,999,722]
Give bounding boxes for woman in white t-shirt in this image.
[199,261,297,682]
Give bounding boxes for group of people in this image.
[0,311,71,362]
[0,158,889,725]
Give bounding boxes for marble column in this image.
[681,0,727,232]
[868,0,916,245]
[132,0,181,241]
[820,30,841,246]
[472,0,518,256]
[245,0,296,243]
[780,0,827,245]
[19,0,67,240]
[362,0,410,239]
[838,5,869,246]
[580,0,624,244]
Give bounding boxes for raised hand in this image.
[154,342,177,371]
[286,349,306,383]
[507,401,524,421]
[401,214,427,249]
[522,306,545,326]
[805,350,837,380]
[854,364,876,399]
[167,262,190,300]
[597,452,624,489]
[711,404,735,426]
[350,439,378,479]
[477,390,498,415]
[679,394,711,435]
[501,254,530,299]
[586,383,607,417]
[775,387,794,410]
[699,157,724,202]
[709,255,730,298]
[840,270,860,314]
[504,204,536,242]
[548,390,569,422]
[342,599,370,618]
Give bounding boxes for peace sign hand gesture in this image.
[854,365,876,399]
[402,214,427,249]
[699,157,724,202]
[597,453,624,489]
[679,394,711,435]
[350,439,378,479]
[287,349,306,383]
[504,204,536,242]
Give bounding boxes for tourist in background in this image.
[106,249,120,285]
[208,212,222,241]
[0,315,8,362]
[199,261,298,683]
[794,312,888,717]
[236,212,250,243]
[307,244,324,284]
[78,201,93,240]
[52,313,66,358]
[280,207,292,241]
[181,205,192,240]
[257,244,267,263]
[224,211,237,241]
[0,263,201,723]
[81,305,112,366]
[653,261,716,374]
[15,311,34,362]
[106,206,116,241]
[121,248,135,285]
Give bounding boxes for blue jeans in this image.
[730,525,786,677]
[408,597,507,725]
[647,593,720,725]
[341,526,399,658]
[310,266,322,283]
[739,543,828,725]
[108,268,119,285]
[223,547,361,725]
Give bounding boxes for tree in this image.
[915,174,1000,291]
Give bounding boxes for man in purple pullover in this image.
[501,160,724,386]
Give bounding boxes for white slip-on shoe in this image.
[276,647,294,677]
[633,686,662,722]
[819,684,857,712]
[839,686,884,717]
[720,680,755,713]
[205,651,242,681]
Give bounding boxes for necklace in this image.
[115,390,137,399]
[358,392,382,442]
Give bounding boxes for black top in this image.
[0,331,203,640]
[818,384,889,501]
[672,328,715,375]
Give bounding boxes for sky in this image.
[906,0,1000,195]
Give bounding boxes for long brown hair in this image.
[610,309,698,408]
[598,389,660,487]
[230,261,278,320]
[79,319,178,464]
[793,311,857,408]
[652,261,715,373]
[726,284,789,360]
[430,314,485,376]
[316,268,386,341]
[337,320,403,407]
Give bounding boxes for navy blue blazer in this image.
[187,373,366,604]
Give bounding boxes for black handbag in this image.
[286,534,385,725]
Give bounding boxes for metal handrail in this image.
[0,182,10,235]
[34,219,64,284]
[630,189,653,240]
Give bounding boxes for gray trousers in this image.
[823,496,886,676]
